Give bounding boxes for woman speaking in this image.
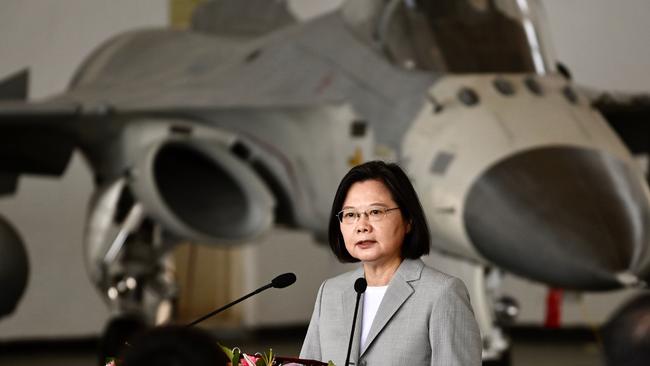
[300,161,481,365]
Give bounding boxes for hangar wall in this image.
[543,0,650,93]
[0,0,649,339]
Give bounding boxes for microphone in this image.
[354,277,368,294]
[186,272,296,327]
[271,272,297,288]
[344,277,367,366]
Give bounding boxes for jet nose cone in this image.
[464,146,650,290]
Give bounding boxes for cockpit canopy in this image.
[343,0,556,74]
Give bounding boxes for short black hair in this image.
[122,325,228,366]
[328,161,430,262]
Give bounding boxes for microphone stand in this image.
[345,278,367,366]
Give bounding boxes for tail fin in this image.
[0,69,29,101]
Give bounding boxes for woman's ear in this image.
[406,219,412,234]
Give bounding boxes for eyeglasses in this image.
[336,206,400,224]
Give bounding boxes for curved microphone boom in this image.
[345,277,367,366]
[186,272,296,327]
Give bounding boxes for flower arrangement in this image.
[219,344,275,366]
[103,340,334,365]
[218,344,335,366]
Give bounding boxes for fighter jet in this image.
[1,0,649,363]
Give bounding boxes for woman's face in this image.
[340,179,410,266]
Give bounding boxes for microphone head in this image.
[271,272,296,288]
[354,278,367,294]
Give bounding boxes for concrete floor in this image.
[0,327,605,366]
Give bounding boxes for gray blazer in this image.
[300,259,481,366]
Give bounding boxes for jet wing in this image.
[0,101,82,195]
[0,70,84,194]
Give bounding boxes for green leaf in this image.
[217,343,234,360]
[327,361,336,366]
[268,348,274,365]
[257,348,274,366]
[232,348,241,366]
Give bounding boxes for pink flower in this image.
[240,353,260,366]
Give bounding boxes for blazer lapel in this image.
[342,268,364,365]
[359,259,423,357]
